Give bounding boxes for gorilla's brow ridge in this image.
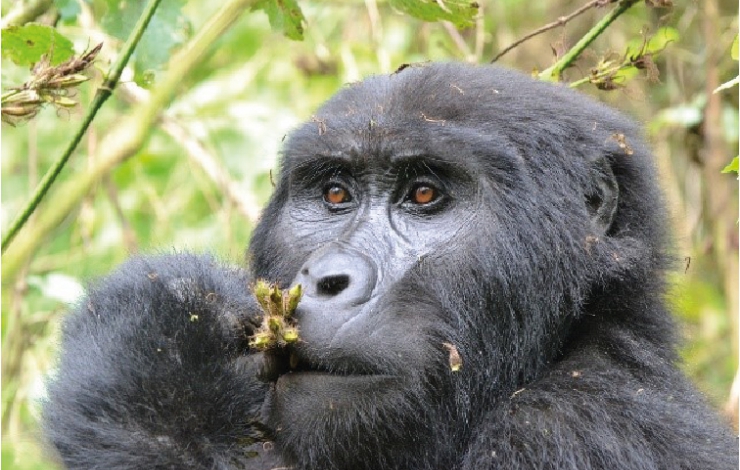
[290,149,464,178]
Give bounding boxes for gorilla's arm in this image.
[42,254,280,469]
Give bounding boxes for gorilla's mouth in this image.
[257,350,296,382]
[258,349,381,383]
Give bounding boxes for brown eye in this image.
[324,185,351,205]
[411,185,437,205]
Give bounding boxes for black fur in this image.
[43,63,737,470]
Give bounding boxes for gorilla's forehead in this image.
[282,62,638,174]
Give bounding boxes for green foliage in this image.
[1,43,99,126]
[1,23,74,66]
[615,27,679,85]
[721,156,738,174]
[97,0,190,86]
[714,34,739,93]
[714,34,739,174]
[670,274,736,407]
[626,26,679,57]
[651,95,705,130]
[389,0,479,28]
[608,64,639,86]
[56,0,82,23]
[252,0,306,40]
[716,76,740,93]
[570,26,679,90]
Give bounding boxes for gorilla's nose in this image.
[295,246,377,306]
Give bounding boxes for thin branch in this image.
[566,53,635,88]
[538,0,641,81]
[473,3,485,62]
[160,117,262,223]
[492,0,608,63]
[1,0,163,254]
[0,0,53,28]
[365,0,391,72]
[1,0,261,282]
[115,45,263,223]
[442,21,473,60]
[104,177,139,253]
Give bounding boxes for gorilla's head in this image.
[248,62,669,469]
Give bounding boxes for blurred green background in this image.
[1,1,737,468]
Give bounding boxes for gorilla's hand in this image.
[43,254,279,469]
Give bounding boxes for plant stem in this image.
[538,0,641,82]
[1,0,163,254]
[2,0,260,281]
[1,90,23,102]
[0,0,53,28]
[492,0,603,63]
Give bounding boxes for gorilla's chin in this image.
[267,370,445,470]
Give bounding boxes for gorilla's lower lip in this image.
[276,368,394,384]
[279,370,389,378]
[260,349,384,382]
[275,371,398,389]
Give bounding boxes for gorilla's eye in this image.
[409,184,438,205]
[323,184,351,205]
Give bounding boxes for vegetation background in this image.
[1,0,737,468]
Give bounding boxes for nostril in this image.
[295,246,377,304]
[317,275,350,297]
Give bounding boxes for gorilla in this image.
[43,62,737,470]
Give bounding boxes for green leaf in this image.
[389,0,480,29]
[252,0,306,41]
[1,23,75,66]
[612,65,639,85]
[650,95,705,132]
[98,0,190,86]
[626,26,679,58]
[714,76,739,93]
[721,156,738,174]
[645,26,679,54]
[731,34,738,61]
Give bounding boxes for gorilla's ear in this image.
[585,156,619,235]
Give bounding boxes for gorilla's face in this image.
[248,63,624,469]
[255,142,484,468]
[278,151,480,372]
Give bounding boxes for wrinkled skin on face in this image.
[42,63,738,470]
